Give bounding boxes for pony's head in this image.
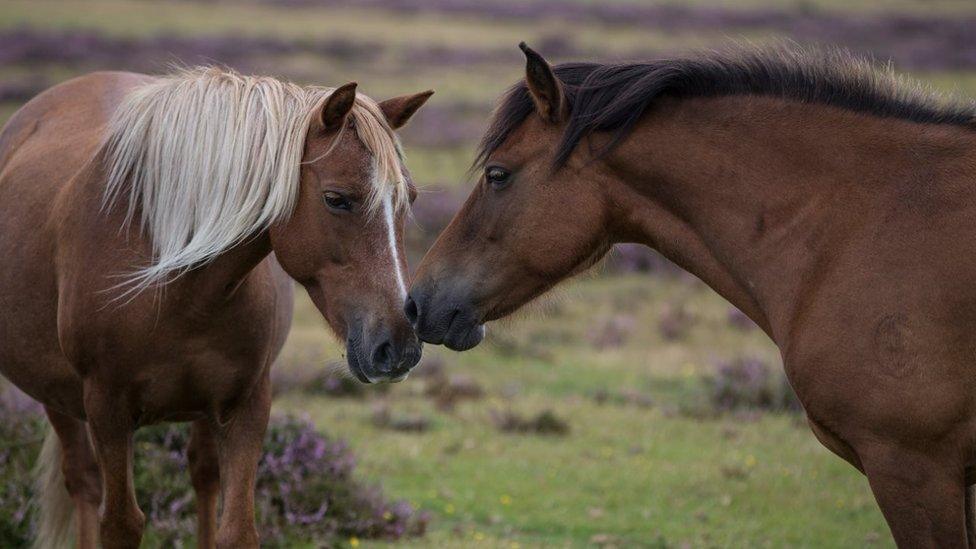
[406,44,613,351]
[104,68,432,382]
[271,84,432,383]
[408,42,976,351]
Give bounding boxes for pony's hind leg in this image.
[214,373,272,549]
[863,444,968,548]
[83,384,145,549]
[38,407,101,549]
[188,419,220,549]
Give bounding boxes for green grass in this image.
[272,275,891,547]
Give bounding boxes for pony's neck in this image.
[68,153,278,309]
[180,232,274,304]
[607,95,973,344]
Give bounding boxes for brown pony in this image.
[0,67,431,548]
[408,43,976,547]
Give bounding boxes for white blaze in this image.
[383,193,407,298]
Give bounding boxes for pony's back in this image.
[0,71,152,196]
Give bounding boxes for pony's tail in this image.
[33,428,75,549]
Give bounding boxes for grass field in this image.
[274,276,888,548]
[3,0,976,546]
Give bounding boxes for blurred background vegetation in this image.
[3,0,976,546]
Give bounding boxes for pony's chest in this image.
[57,272,288,421]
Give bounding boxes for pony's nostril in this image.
[371,341,395,371]
[403,295,419,325]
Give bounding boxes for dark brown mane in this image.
[477,45,976,168]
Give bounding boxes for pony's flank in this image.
[101,66,406,296]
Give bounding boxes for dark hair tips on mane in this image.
[476,44,976,168]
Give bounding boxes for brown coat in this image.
[408,44,976,547]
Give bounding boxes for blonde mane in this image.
[101,66,406,295]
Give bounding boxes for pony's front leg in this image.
[83,383,144,549]
[862,444,968,548]
[188,419,220,549]
[215,372,272,549]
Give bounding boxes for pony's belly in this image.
[0,347,271,424]
[0,354,85,418]
[128,357,269,425]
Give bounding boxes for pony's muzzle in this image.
[404,286,485,352]
[370,334,423,381]
[347,325,422,383]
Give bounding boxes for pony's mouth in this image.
[345,347,374,384]
[345,352,413,384]
[389,372,409,383]
[440,310,486,352]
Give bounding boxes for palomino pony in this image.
[0,67,431,548]
[408,43,976,546]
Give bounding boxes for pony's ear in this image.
[319,82,358,131]
[379,90,434,130]
[519,42,565,123]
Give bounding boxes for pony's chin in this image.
[443,323,486,352]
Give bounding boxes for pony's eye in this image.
[485,166,511,188]
[323,191,352,211]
